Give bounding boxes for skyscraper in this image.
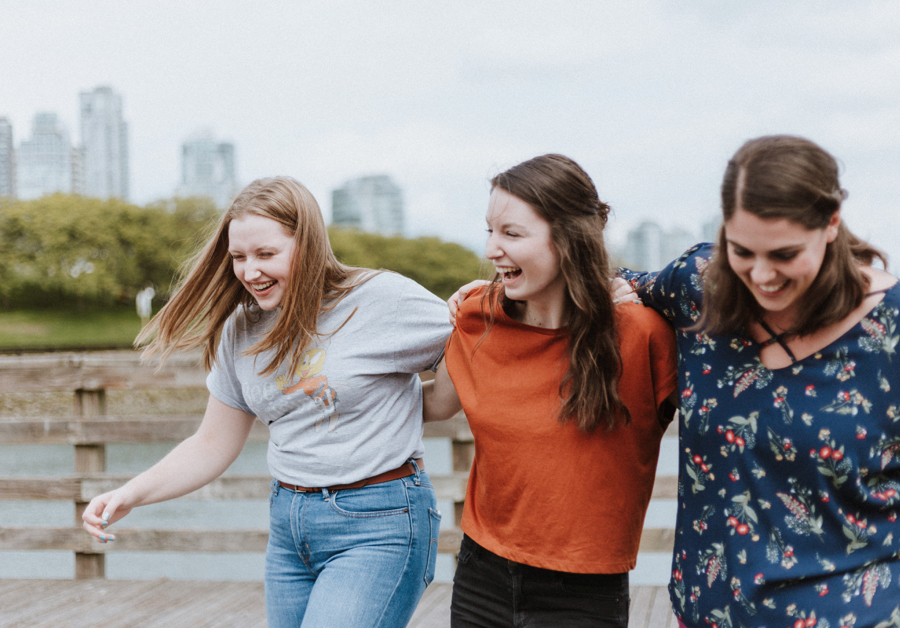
[0,117,14,199]
[331,175,404,236]
[17,113,75,200]
[79,86,129,200]
[176,131,239,209]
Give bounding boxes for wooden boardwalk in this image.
[0,579,674,627]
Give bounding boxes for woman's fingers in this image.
[611,278,637,303]
[448,280,491,325]
[82,491,130,543]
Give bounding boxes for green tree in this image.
[328,227,486,300]
[0,195,483,308]
[0,195,219,308]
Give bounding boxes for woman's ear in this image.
[825,210,841,243]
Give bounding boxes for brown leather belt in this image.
[277,459,423,493]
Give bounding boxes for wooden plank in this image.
[0,351,208,393]
[0,527,269,553]
[651,474,678,499]
[428,473,468,502]
[422,414,472,441]
[629,584,656,628]
[0,523,674,556]
[437,526,464,554]
[0,579,268,628]
[638,527,676,553]
[409,582,453,628]
[0,416,269,444]
[0,477,82,500]
[0,580,670,627]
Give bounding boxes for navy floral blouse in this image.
[620,244,900,628]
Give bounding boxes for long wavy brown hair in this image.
[699,135,886,338]
[483,154,628,432]
[136,176,372,375]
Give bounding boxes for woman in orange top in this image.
[424,154,678,628]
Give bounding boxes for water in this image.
[0,436,678,585]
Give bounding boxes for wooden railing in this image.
[0,350,675,580]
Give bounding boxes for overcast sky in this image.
[3,0,899,267]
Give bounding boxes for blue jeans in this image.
[451,535,630,628]
[265,464,441,628]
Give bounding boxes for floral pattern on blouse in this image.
[620,243,900,628]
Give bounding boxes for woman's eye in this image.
[731,248,752,258]
[505,232,519,238]
[772,252,798,262]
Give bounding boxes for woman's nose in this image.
[243,259,261,281]
[484,234,501,259]
[750,259,776,284]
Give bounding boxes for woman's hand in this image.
[448,280,490,326]
[81,485,138,543]
[611,278,640,304]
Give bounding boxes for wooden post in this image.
[74,389,107,579]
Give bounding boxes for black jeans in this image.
[450,535,630,628]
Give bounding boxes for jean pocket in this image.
[456,534,475,565]
[328,482,410,519]
[424,508,441,586]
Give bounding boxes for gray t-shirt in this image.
[207,272,452,487]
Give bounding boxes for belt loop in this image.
[272,478,280,495]
[409,458,421,486]
[322,487,331,501]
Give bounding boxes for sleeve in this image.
[388,275,455,373]
[617,243,712,330]
[205,314,253,414]
[647,311,679,412]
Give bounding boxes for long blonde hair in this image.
[137,176,371,375]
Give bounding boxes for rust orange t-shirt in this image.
[445,288,678,574]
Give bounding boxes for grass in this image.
[0,306,147,351]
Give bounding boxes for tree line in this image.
[0,194,485,309]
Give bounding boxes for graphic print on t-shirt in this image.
[276,347,340,432]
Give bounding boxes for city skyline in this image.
[332,175,405,236]
[1,2,899,268]
[79,86,129,201]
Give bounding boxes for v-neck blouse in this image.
[619,243,900,628]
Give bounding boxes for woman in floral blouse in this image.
[619,135,900,628]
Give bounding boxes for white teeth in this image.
[495,266,520,275]
[253,280,275,291]
[758,282,787,293]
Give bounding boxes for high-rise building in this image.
[624,221,699,271]
[331,175,404,236]
[0,117,14,199]
[175,131,239,209]
[17,113,75,200]
[624,221,663,271]
[79,86,129,200]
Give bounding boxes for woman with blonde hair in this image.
[83,176,451,627]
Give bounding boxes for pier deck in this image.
[0,579,676,627]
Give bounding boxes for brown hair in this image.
[484,154,628,432]
[136,176,371,375]
[700,135,886,337]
